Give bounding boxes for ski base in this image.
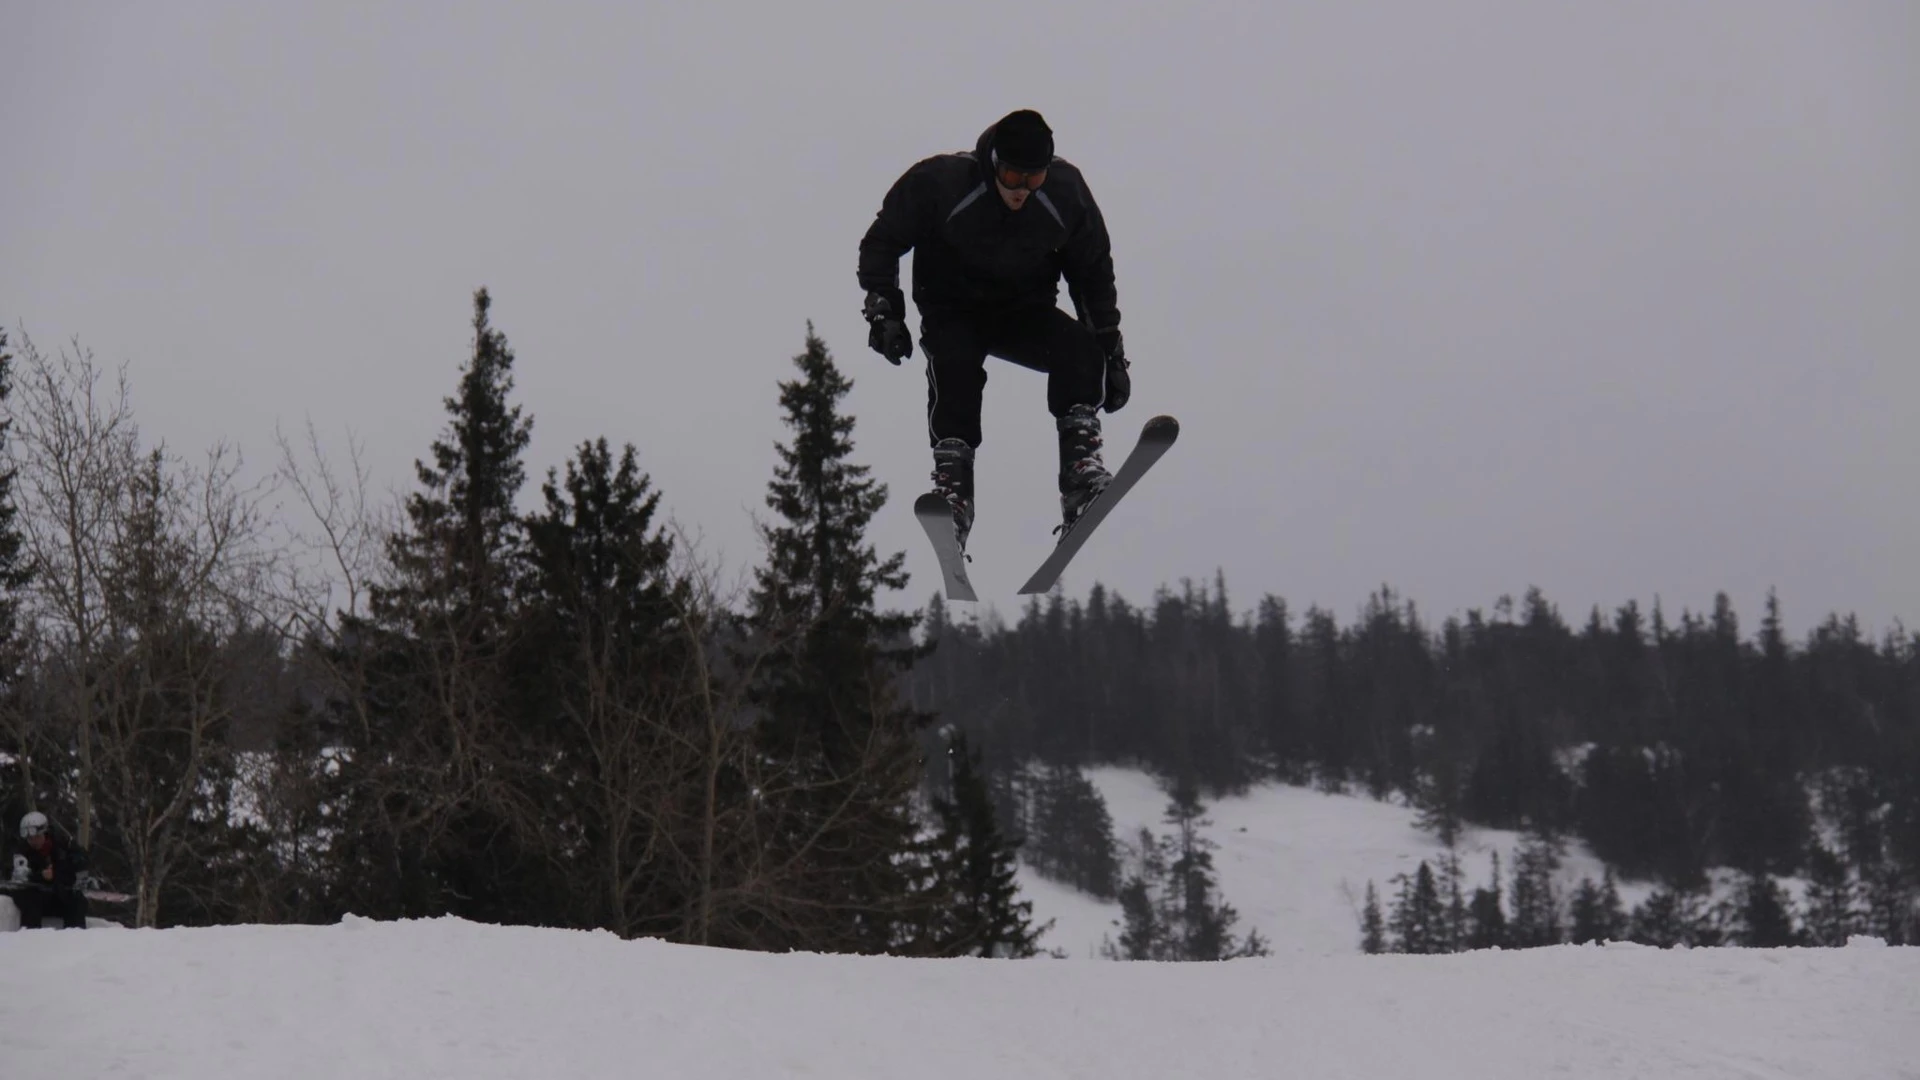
[915,491,978,602]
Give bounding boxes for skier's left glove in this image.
[863,289,914,366]
[1098,329,1131,413]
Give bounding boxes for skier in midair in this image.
[858,108,1131,554]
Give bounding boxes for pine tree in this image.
[1027,764,1121,899]
[327,287,542,922]
[1436,848,1469,952]
[917,730,1045,957]
[1159,779,1270,960]
[1391,860,1448,954]
[1466,850,1509,950]
[1629,887,1718,948]
[1107,873,1162,960]
[1507,831,1565,948]
[742,325,928,953]
[1361,881,1387,954]
[1801,840,1858,946]
[516,435,690,937]
[1733,871,1800,947]
[1568,868,1628,944]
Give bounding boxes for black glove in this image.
[1097,329,1131,413]
[863,289,913,365]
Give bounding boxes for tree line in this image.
[908,565,1920,945]
[5,292,1915,955]
[0,299,1035,956]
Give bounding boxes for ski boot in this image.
[931,437,976,554]
[1056,403,1113,536]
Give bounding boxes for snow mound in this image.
[3,916,1913,1079]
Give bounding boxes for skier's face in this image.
[26,833,48,853]
[992,155,1046,210]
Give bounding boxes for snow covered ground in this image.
[2,915,1913,1079]
[1018,766,1658,958]
[3,770,1914,1077]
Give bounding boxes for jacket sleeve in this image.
[56,842,87,889]
[858,163,932,314]
[1061,175,1121,337]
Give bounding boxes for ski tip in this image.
[913,491,950,516]
[1143,414,1179,440]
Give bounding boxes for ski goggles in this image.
[991,151,1048,191]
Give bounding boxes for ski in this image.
[1018,414,1179,595]
[915,491,978,602]
[0,881,132,904]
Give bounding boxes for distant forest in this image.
[1,298,1913,955]
[908,575,1920,947]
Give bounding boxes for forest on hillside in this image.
[2,297,1914,956]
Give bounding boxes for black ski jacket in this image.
[11,833,88,891]
[858,121,1120,335]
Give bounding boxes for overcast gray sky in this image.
[6,1,1916,637]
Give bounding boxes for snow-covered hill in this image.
[1018,767,1652,958]
[4,915,1913,1078]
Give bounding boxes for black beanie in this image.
[992,109,1054,169]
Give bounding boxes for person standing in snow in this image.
[857,108,1131,554]
[10,811,90,929]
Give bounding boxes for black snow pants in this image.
[14,885,88,929]
[918,305,1107,449]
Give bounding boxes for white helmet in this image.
[19,811,48,839]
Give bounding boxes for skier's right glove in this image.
[863,289,914,366]
[10,854,27,884]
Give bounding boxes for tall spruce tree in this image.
[1360,881,1387,954]
[1801,840,1858,946]
[329,287,539,922]
[1390,860,1447,954]
[742,325,928,953]
[517,436,691,937]
[914,729,1044,956]
[1466,850,1509,950]
[1027,763,1121,898]
[1568,868,1628,944]
[1507,830,1565,948]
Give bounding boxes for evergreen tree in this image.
[1568,868,1628,944]
[1466,850,1509,950]
[1437,848,1469,952]
[327,287,541,923]
[917,730,1045,957]
[1629,887,1719,948]
[516,435,691,937]
[1158,779,1269,960]
[1390,860,1448,954]
[1107,873,1161,961]
[1801,840,1858,946]
[1027,763,1121,899]
[1733,871,1800,947]
[1507,831,1565,948]
[1360,880,1387,954]
[742,325,928,953]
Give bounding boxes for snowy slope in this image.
[2,916,1914,1079]
[1019,767,1668,958]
